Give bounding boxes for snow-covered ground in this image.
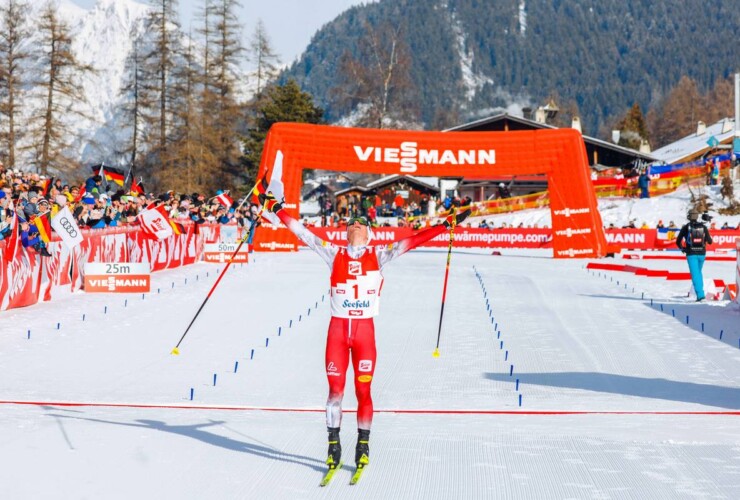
[0,241,739,497]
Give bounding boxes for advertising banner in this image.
[84,262,151,293]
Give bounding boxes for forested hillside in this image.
[283,0,740,146]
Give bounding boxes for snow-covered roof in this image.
[365,174,439,191]
[651,118,737,164]
[446,113,657,162]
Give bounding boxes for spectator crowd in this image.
[0,167,260,258]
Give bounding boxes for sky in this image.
[70,0,375,66]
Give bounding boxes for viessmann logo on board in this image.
[353,142,496,173]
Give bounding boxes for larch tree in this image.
[30,1,92,176]
[249,19,280,97]
[201,0,245,191]
[648,76,703,148]
[141,0,181,170]
[0,0,30,170]
[331,20,417,129]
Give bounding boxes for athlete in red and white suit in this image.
[263,193,469,468]
[278,212,448,429]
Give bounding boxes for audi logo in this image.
[59,217,78,237]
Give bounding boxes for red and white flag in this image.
[2,201,20,262]
[137,204,173,240]
[215,193,233,208]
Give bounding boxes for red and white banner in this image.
[735,238,739,304]
[203,242,249,263]
[301,227,740,251]
[0,222,220,311]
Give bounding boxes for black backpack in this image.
[688,224,706,252]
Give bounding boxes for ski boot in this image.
[326,427,341,469]
[355,429,370,467]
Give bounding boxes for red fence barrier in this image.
[1,224,737,311]
[306,227,740,252]
[0,223,223,311]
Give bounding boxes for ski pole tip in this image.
[432,348,440,358]
[171,347,180,355]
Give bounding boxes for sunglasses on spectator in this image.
[347,216,370,226]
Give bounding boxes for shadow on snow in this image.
[46,413,327,472]
[484,372,740,410]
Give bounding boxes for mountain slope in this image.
[283,0,740,134]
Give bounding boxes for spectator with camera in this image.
[676,209,713,302]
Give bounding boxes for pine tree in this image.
[615,103,650,150]
[30,1,92,176]
[242,79,323,188]
[0,0,30,170]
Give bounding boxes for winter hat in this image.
[23,202,38,218]
[82,194,96,205]
[28,191,38,199]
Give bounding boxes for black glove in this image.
[443,208,471,228]
[258,192,283,213]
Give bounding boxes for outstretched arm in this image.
[377,208,471,269]
[262,193,338,268]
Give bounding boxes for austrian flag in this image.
[216,193,233,208]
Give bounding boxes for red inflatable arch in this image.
[254,123,608,258]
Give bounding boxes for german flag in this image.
[250,177,269,204]
[104,166,126,186]
[39,177,54,196]
[130,177,145,196]
[33,212,53,244]
[169,220,185,235]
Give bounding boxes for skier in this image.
[259,191,470,477]
[676,209,713,301]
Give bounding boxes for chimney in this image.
[639,139,651,154]
[696,121,706,136]
[721,119,733,134]
[611,130,621,144]
[535,107,546,124]
[543,100,559,123]
[522,106,533,120]
[571,117,582,133]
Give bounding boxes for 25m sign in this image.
[84,263,151,293]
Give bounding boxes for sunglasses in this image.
[347,216,370,226]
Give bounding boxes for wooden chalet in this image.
[445,113,657,201]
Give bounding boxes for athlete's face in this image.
[347,220,369,246]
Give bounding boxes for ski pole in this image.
[171,183,267,355]
[433,208,457,358]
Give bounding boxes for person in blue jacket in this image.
[676,209,713,301]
